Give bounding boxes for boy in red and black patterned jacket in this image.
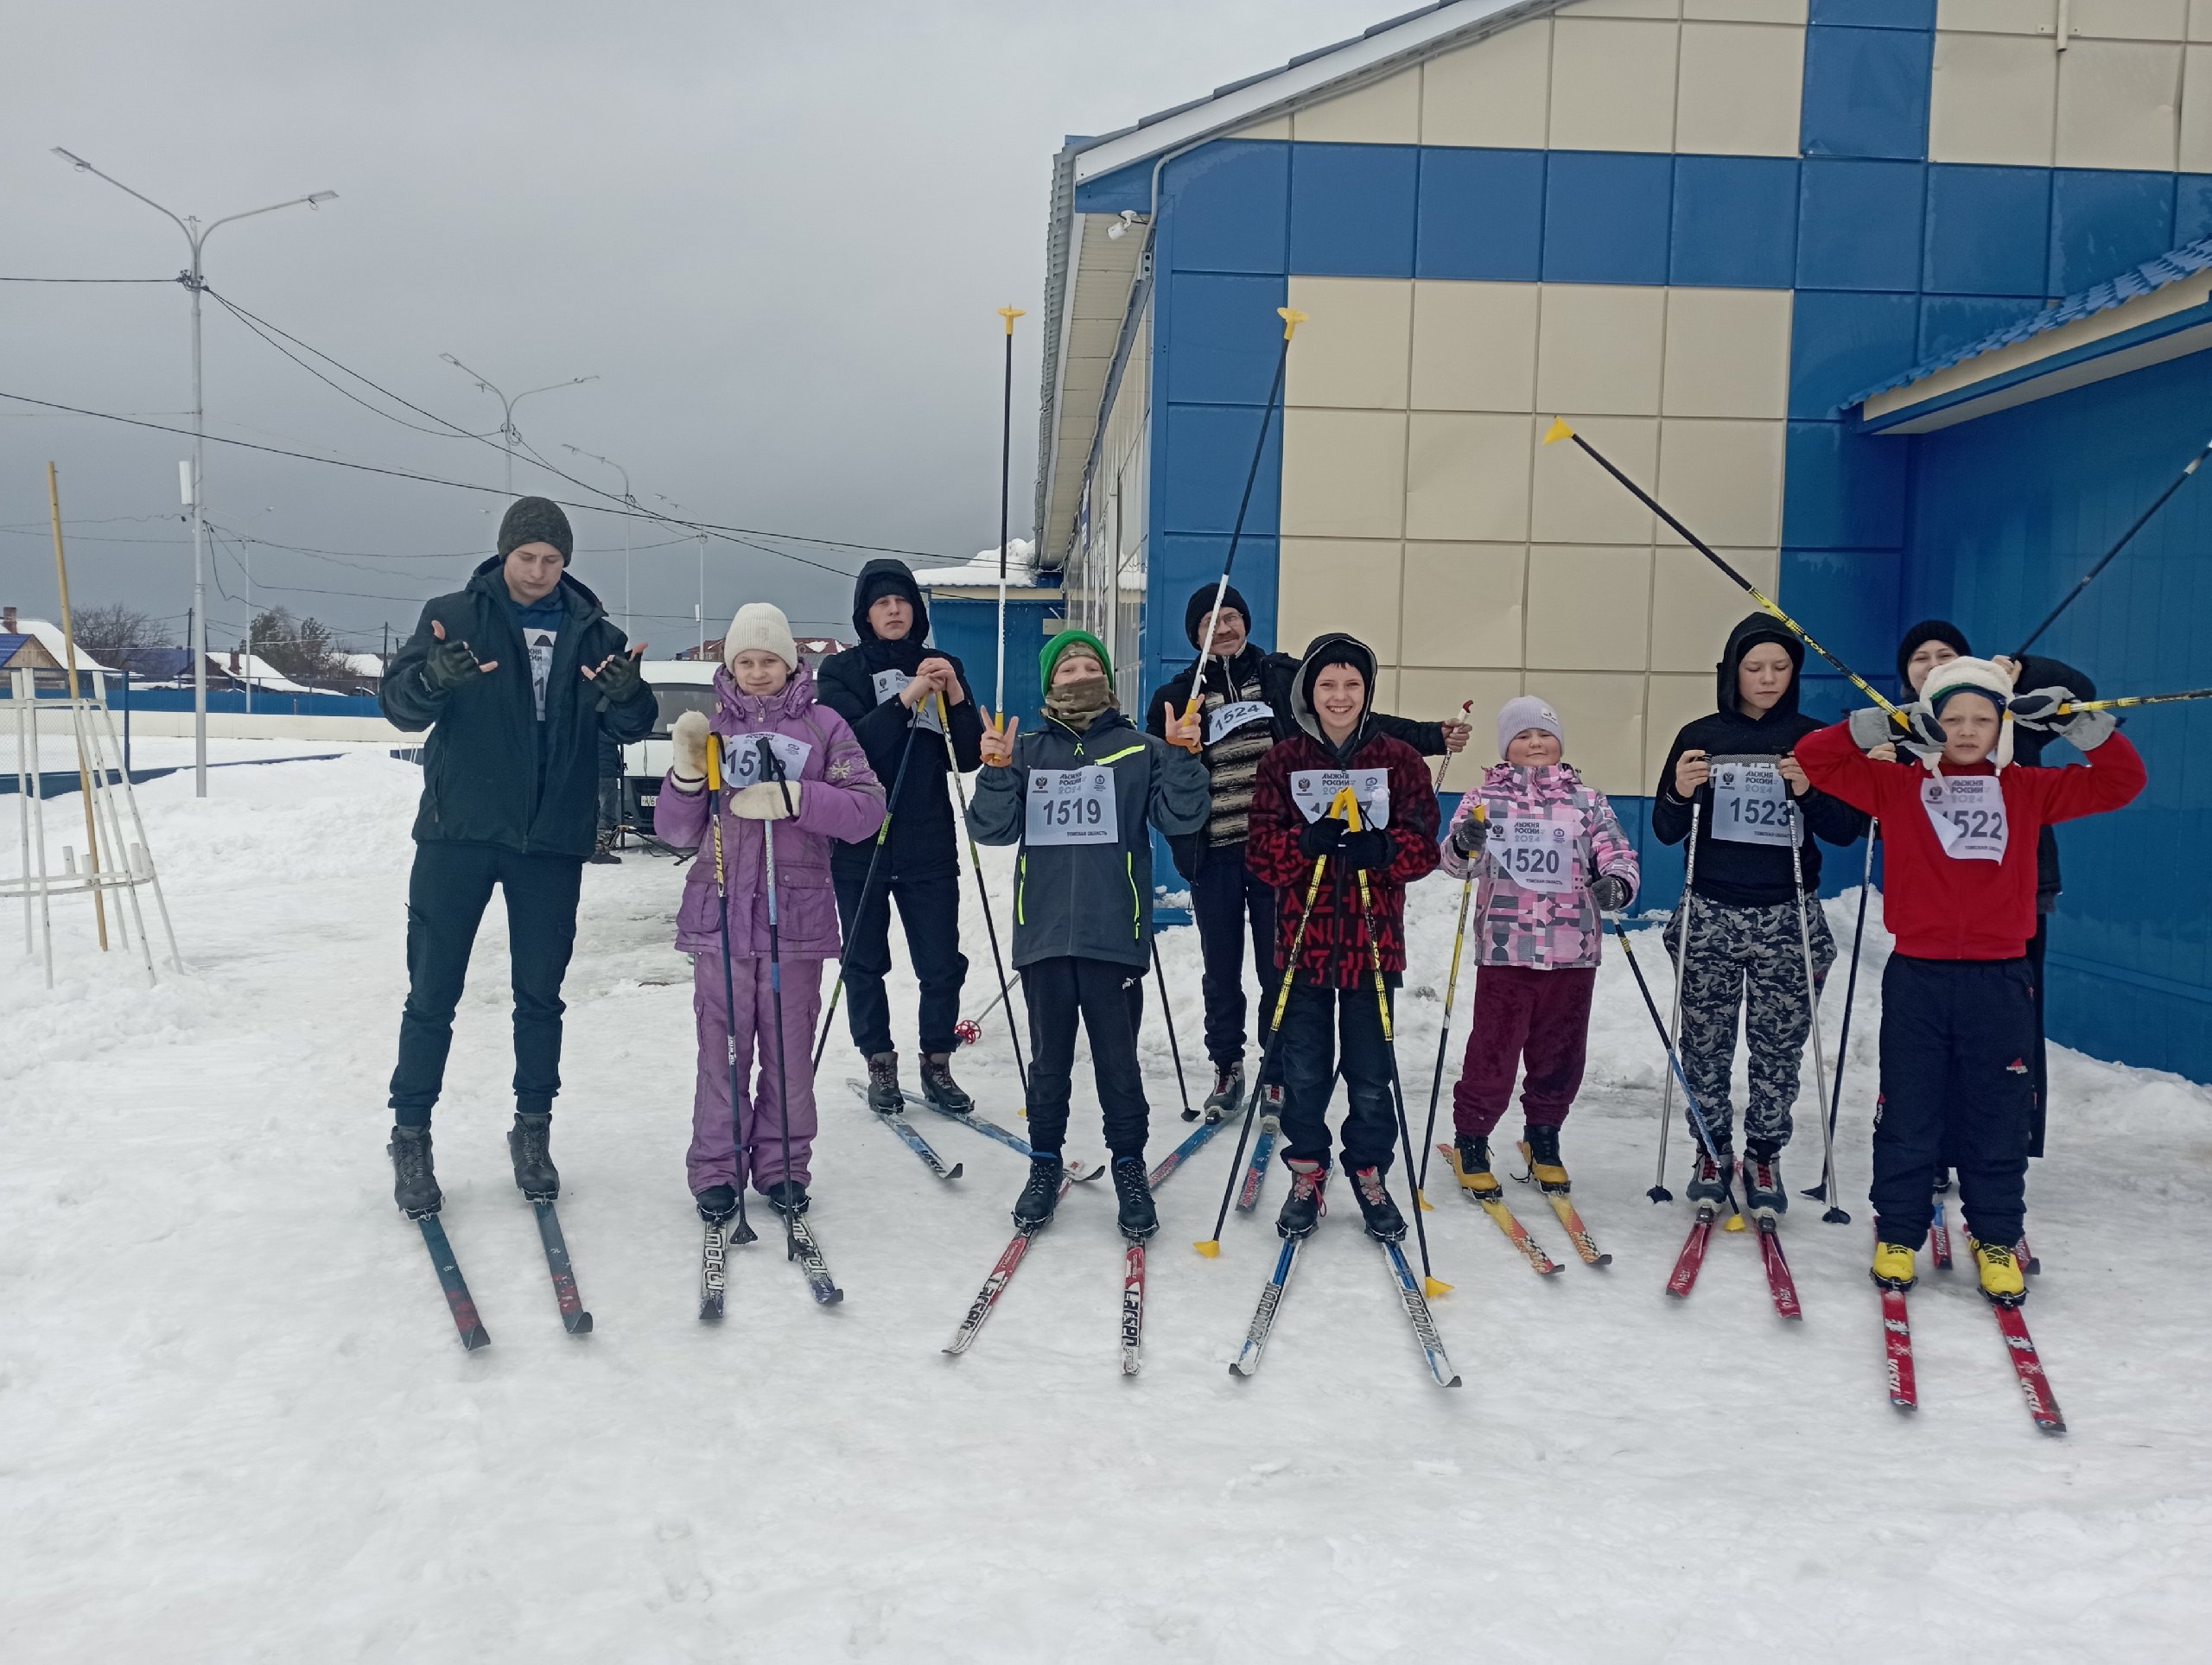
[1245,632,1440,1243]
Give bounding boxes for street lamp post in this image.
[439,355,597,495]
[562,443,635,639]
[654,493,703,658]
[52,148,334,798]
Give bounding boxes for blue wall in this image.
[923,596,1058,727]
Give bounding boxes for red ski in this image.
[1931,1196,1954,1271]
[1992,1299,2065,1434]
[1120,1241,1146,1376]
[1756,1221,1802,1320]
[1666,1207,1717,1299]
[1878,1285,1916,1411]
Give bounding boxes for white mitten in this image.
[728,781,801,821]
[671,710,711,785]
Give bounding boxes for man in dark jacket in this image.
[1142,583,1468,1120]
[814,559,988,1115]
[378,496,657,1218]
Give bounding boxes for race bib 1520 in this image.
[1288,767,1390,829]
[1485,808,1580,895]
[1025,766,1118,846]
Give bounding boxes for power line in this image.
[0,275,175,284]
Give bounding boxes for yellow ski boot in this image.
[1519,1124,1570,1194]
[1452,1134,1500,1197]
[1871,1238,1918,1290]
[1972,1238,2026,1305]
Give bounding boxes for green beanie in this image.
[1039,627,1112,687]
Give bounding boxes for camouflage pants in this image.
[1662,894,1834,1152]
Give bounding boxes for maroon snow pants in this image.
[1450,963,1597,1138]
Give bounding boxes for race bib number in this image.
[1921,774,2008,862]
[524,626,557,721]
[715,732,814,790]
[1026,766,1118,846]
[1205,699,1272,747]
[871,668,946,734]
[1710,756,1797,848]
[1486,809,1580,895]
[1288,767,1391,829]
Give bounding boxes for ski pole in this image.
[1197,820,1337,1257]
[1431,699,1473,791]
[1175,305,1307,751]
[1151,935,1194,1122]
[1787,803,1846,1226]
[758,736,799,1256]
[2056,686,2212,713]
[1340,793,1450,1298]
[704,735,757,1245]
[937,690,1030,1100]
[1805,823,1874,1210]
[992,302,1024,731]
[812,714,923,1070]
[1414,806,1484,1205]
[2015,433,2212,658]
[1542,419,1910,731]
[1611,918,1746,1227]
[1649,802,1701,1203]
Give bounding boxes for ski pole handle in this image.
[704,733,721,792]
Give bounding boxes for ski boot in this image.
[1521,1122,1570,1192]
[1202,1061,1244,1123]
[588,829,621,865]
[1351,1166,1408,1243]
[1013,1154,1064,1229]
[918,1053,973,1115]
[864,1052,903,1115]
[1685,1144,1733,1214]
[1453,1132,1499,1194]
[388,1125,442,1218]
[1741,1142,1787,1220]
[763,1180,810,1217]
[1276,1157,1327,1240]
[1110,1156,1158,1241]
[1871,1236,1919,1291]
[1970,1237,2025,1305]
[508,1110,559,1201]
[695,1184,740,1226]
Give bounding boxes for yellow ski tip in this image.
[1194,1240,1221,1258]
[1415,1190,1435,1212]
[1277,305,1308,338]
[998,305,1026,331]
[1542,416,1576,446]
[1724,1213,1747,1233]
[1424,1277,1453,1298]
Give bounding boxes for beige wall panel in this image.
[1685,0,1805,19]
[1405,410,1535,542]
[1662,288,1793,418]
[1422,20,1554,149]
[1279,538,1403,663]
[1368,667,1402,711]
[1293,68,1423,144]
[1230,116,1293,140]
[1563,0,1681,16]
[1534,671,1648,795]
[1528,545,1654,671]
[1675,22,1807,157]
[1929,31,2060,165]
[2056,40,2183,170]
[1531,414,1659,543]
[1549,18,1681,152]
[1402,543,1526,669]
[1649,544,1778,673]
[1281,408,1408,538]
[2197,0,2212,42]
[2071,0,2190,41]
[1656,418,1786,549]
[1400,668,1527,747]
[1643,672,1715,788]
[1938,0,2057,31]
[1411,281,1541,411]
[1287,276,1413,410]
[1535,284,1669,416]
[2184,47,2212,169]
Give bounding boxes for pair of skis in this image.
[1228,1228,1460,1389]
[1665,1165,1802,1320]
[1432,1143,1611,1275]
[413,1197,593,1351]
[1876,1276,2063,1433]
[700,1204,843,1316]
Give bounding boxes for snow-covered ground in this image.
[4,748,2210,1661]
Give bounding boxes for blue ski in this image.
[847,1081,963,1180]
[1382,1238,1462,1388]
[1229,1236,1301,1378]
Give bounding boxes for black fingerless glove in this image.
[420,638,483,695]
[1299,817,1347,859]
[594,651,645,705]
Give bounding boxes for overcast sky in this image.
[0,1,1387,657]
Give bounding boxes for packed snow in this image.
[4,747,2210,1661]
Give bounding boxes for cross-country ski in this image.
[1437,1141,1560,1276]
[531,1199,594,1335]
[847,1079,963,1180]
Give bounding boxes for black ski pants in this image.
[390,840,583,1128]
[1871,955,2035,1249]
[2027,911,2050,1157]
[1192,840,1282,1077]
[1020,955,1149,1161]
[1278,981,1399,1175]
[832,865,969,1059]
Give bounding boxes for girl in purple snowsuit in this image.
[655,604,884,1222]
[1439,696,1637,1194]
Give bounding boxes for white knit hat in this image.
[723,601,798,671]
[1920,655,2016,768]
[1496,694,1565,759]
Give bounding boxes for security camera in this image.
[1106,209,1145,241]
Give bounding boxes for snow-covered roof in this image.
[912,540,1040,589]
[214,652,313,695]
[338,652,385,680]
[8,617,114,673]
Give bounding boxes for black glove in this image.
[420,636,486,695]
[592,649,646,705]
[1590,873,1632,913]
[1299,817,1348,860]
[1338,828,1390,873]
[1449,815,1488,857]
[1904,702,1948,753]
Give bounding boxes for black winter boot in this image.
[865,1052,903,1115]
[1741,1142,1787,1219]
[763,1179,810,1216]
[1276,1157,1327,1240]
[1014,1154,1064,1230]
[695,1184,739,1225]
[388,1125,442,1218]
[1351,1166,1408,1242]
[918,1053,973,1115]
[1686,1142,1734,1213]
[1202,1061,1244,1123]
[1110,1156,1158,1241]
[508,1110,559,1201]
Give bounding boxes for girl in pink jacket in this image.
[1439,696,1638,1192]
[655,604,885,1223]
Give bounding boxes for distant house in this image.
[338,652,385,688]
[677,635,847,667]
[0,607,118,677]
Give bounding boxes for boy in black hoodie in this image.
[1650,613,1867,1215]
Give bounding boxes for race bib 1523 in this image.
[1709,756,1797,848]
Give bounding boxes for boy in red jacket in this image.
[1245,633,1440,1243]
[1796,658,2145,1301]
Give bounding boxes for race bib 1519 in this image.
[1025,766,1118,846]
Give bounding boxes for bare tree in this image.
[245,607,350,685]
[72,602,164,656]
